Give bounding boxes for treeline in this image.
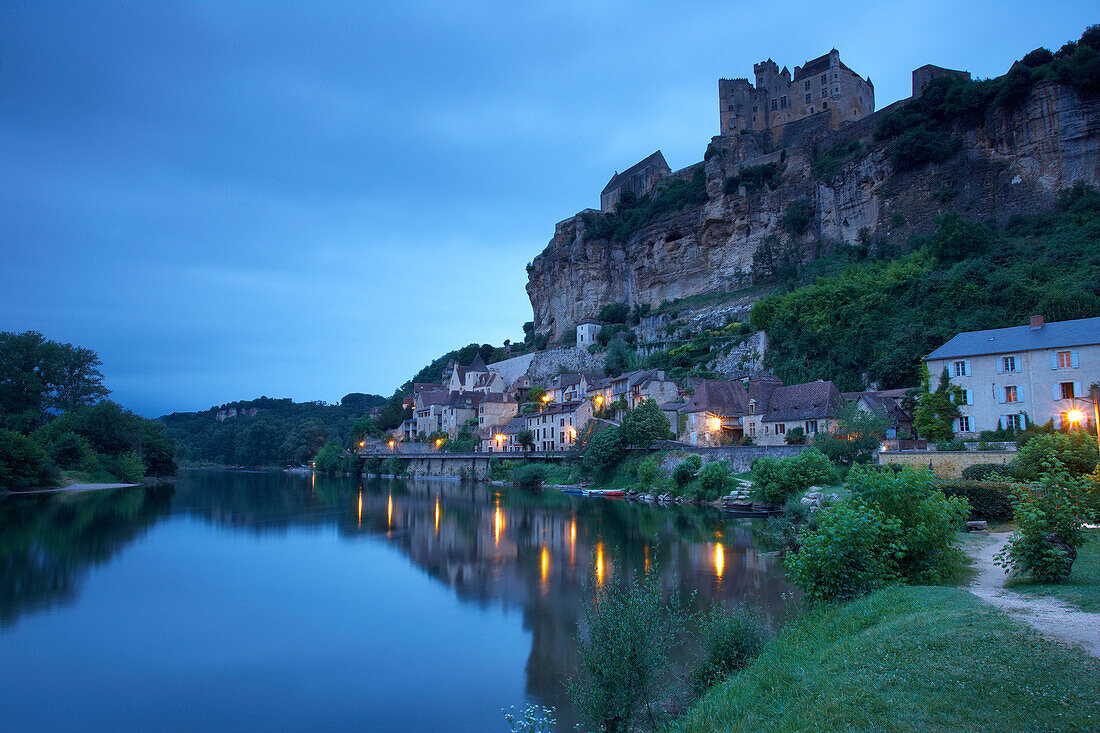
[751,183,1100,391]
[160,392,385,466]
[0,332,176,490]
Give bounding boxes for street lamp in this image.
[388,440,395,452]
[1069,386,1100,461]
[435,438,444,449]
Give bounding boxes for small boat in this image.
[560,488,585,495]
[584,489,625,497]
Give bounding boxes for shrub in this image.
[961,463,1007,481]
[0,428,56,490]
[583,426,625,475]
[784,426,806,445]
[115,450,146,482]
[672,454,703,489]
[637,455,660,489]
[1012,431,1099,480]
[619,399,671,448]
[935,439,966,451]
[489,457,515,481]
[750,448,836,504]
[786,498,901,603]
[49,430,89,469]
[568,570,686,733]
[695,460,733,501]
[938,481,1015,521]
[781,199,814,237]
[312,441,343,473]
[383,455,405,476]
[997,467,1088,582]
[365,455,383,474]
[690,606,769,693]
[511,463,547,487]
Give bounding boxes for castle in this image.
[719,49,874,136]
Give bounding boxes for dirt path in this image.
[968,532,1100,658]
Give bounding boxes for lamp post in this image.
[1069,384,1100,459]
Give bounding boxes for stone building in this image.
[742,376,844,446]
[719,49,874,136]
[912,64,971,97]
[576,319,602,348]
[600,151,671,212]
[679,379,750,446]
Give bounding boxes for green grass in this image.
[1005,529,1100,612]
[675,585,1100,732]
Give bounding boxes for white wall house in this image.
[923,315,1100,435]
[576,319,602,348]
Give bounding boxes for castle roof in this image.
[468,353,488,372]
[793,49,851,81]
[601,151,670,195]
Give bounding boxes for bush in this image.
[935,439,966,451]
[568,570,686,733]
[49,430,88,469]
[960,463,1007,481]
[672,454,703,489]
[781,199,814,237]
[784,426,806,445]
[383,455,405,476]
[938,481,1015,521]
[690,606,769,693]
[637,455,660,490]
[0,428,56,490]
[365,455,383,474]
[750,448,836,504]
[312,441,343,473]
[489,457,515,481]
[511,463,548,487]
[786,498,901,603]
[583,427,625,475]
[695,460,733,501]
[619,399,671,448]
[997,468,1088,582]
[1012,431,1099,480]
[115,451,147,483]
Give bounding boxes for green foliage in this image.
[938,481,1015,520]
[583,427,624,475]
[312,441,344,473]
[517,430,536,454]
[811,139,862,180]
[785,497,901,603]
[35,400,177,476]
[488,457,515,481]
[723,162,780,195]
[750,234,801,282]
[643,323,751,381]
[568,570,687,733]
[598,302,629,324]
[913,366,961,444]
[48,431,89,469]
[997,468,1089,582]
[750,448,836,504]
[695,460,733,501]
[619,399,671,448]
[364,455,383,474]
[1012,430,1099,480]
[595,323,636,348]
[510,463,548,487]
[672,454,703,489]
[582,167,708,243]
[383,455,405,476]
[0,428,55,490]
[115,451,147,483]
[960,463,1008,481]
[0,330,109,432]
[783,426,806,445]
[690,606,769,694]
[935,439,966,451]
[929,210,997,262]
[781,199,814,237]
[603,336,637,378]
[636,455,660,489]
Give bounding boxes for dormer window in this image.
[748,400,756,415]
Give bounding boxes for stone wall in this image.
[878,450,1014,479]
[656,443,808,473]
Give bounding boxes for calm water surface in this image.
[0,469,793,731]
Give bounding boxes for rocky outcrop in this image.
[526,81,1100,339]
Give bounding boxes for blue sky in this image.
[1,1,1094,416]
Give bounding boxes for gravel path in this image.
[968,532,1100,658]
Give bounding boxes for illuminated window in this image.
[1057,351,1072,368]
[1004,386,1018,403]
[1060,382,1075,399]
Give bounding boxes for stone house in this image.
[842,388,915,439]
[480,416,527,453]
[576,319,602,349]
[719,49,874,137]
[679,379,750,446]
[446,354,505,395]
[600,151,671,212]
[414,388,450,437]
[545,372,604,404]
[743,377,843,446]
[478,393,519,433]
[526,400,594,452]
[440,393,485,439]
[923,315,1100,435]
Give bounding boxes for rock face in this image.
[526,82,1100,340]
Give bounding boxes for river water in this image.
[0,469,793,731]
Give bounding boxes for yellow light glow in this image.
[434,494,440,536]
[595,542,606,587]
[495,434,505,444]
[714,543,725,580]
[388,440,395,449]
[541,545,550,587]
[1067,409,1086,424]
[494,503,505,545]
[541,394,551,402]
[359,440,365,448]
[357,490,362,528]
[644,543,650,574]
[436,438,443,447]
[709,416,722,432]
[387,493,393,529]
[595,395,603,405]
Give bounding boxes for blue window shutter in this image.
[966,389,973,405]
[997,389,1006,404]
[999,415,1007,430]
[1053,384,1062,400]
[1051,353,1058,370]
[996,359,1004,375]
[964,360,972,376]
[1017,385,1026,403]
[1053,413,1062,430]
[1019,413,1027,428]
[1074,382,1082,399]
[1071,351,1080,368]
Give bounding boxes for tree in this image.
[312,441,344,473]
[0,331,109,431]
[619,399,671,448]
[814,401,888,467]
[525,385,547,405]
[583,426,624,475]
[929,210,997,262]
[604,336,637,378]
[517,430,535,456]
[279,419,330,465]
[0,428,55,490]
[912,365,963,442]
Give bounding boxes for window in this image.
[806,419,818,433]
[728,118,735,130]
[958,416,971,432]
[822,101,828,108]
[821,88,827,98]
[1004,386,1018,403]
[952,360,970,377]
[748,423,756,437]
[1002,356,1016,373]
[727,103,734,111]
[804,80,810,90]
[771,99,778,111]
[749,400,756,414]
[809,107,814,114]
[1005,414,1022,430]
[776,423,786,434]
[752,105,757,112]
[1057,351,1073,368]
[805,93,811,103]
[821,73,827,84]
[780,95,787,108]
[1060,382,1075,399]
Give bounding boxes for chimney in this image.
[1029,314,1044,330]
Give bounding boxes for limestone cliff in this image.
[526,81,1100,339]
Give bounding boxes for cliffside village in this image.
[379,315,1099,455]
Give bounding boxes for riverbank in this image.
[674,585,1100,732]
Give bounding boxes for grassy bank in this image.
[675,585,1100,732]
[1006,528,1100,612]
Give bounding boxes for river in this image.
[0,469,793,731]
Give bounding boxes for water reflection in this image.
[0,470,793,730]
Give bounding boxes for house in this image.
[439,392,485,438]
[842,388,915,439]
[596,369,679,414]
[545,372,604,404]
[679,379,750,446]
[577,319,602,348]
[414,388,450,437]
[445,354,505,395]
[480,416,527,453]
[923,315,1100,434]
[743,376,843,446]
[506,375,533,402]
[600,151,671,212]
[526,400,594,452]
[478,393,519,433]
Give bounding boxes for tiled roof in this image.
[923,317,1100,360]
[602,151,670,195]
[415,389,449,407]
[760,380,842,422]
[468,353,488,372]
[681,380,748,416]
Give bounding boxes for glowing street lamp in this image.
[359,440,365,449]
[1066,409,1086,425]
[436,438,444,449]
[388,440,395,452]
[708,416,722,432]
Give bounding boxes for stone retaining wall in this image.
[878,450,1014,479]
